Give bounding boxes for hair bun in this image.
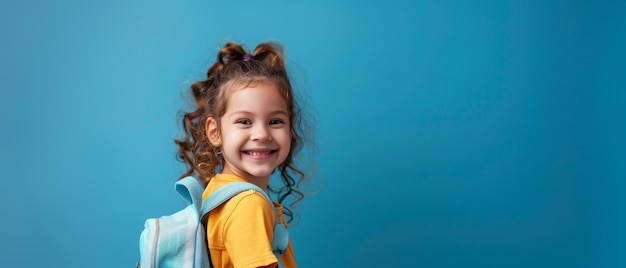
[206,42,286,79]
[219,42,247,64]
[206,42,246,79]
[253,42,285,70]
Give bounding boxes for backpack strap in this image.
[200,182,273,215]
[175,176,205,215]
[200,182,290,259]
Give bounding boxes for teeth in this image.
[247,151,272,156]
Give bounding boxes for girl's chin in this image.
[246,169,274,178]
[227,165,274,179]
[223,161,280,180]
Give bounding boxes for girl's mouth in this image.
[243,150,276,156]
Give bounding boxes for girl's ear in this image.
[205,117,221,146]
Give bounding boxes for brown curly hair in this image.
[175,42,309,223]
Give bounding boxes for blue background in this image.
[1,0,624,267]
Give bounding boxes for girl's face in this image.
[207,81,291,187]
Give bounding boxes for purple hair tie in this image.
[243,54,253,62]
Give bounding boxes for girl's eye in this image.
[269,119,284,125]
[237,119,252,125]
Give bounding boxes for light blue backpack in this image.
[138,176,289,268]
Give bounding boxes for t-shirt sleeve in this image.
[222,191,277,268]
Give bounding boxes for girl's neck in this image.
[220,166,270,191]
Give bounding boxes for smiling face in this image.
[206,80,292,188]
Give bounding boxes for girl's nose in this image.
[250,125,272,142]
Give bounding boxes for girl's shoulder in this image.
[202,174,275,220]
[209,188,276,233]
[223,189,274,217]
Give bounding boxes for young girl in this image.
[175,42,309,268]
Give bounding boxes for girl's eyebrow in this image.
[270,110,289,117]
[227,110,289,117]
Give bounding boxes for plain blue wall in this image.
[1,1,624,267]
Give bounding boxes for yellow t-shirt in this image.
[202,174,297,268]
